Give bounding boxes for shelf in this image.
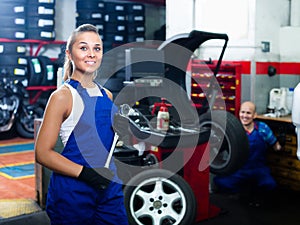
[190,60,242,116]
[116,0,165,6]
[0,38,66,56]
[26,86,56,105]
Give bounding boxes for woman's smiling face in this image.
[67,31,103,75]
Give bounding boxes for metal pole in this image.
[104,133,119,168]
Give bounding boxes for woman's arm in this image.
[35,87,83,178]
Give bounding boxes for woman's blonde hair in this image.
[63,24,100,81]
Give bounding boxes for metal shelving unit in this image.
[190,60,242,116]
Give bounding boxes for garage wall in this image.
[55,0,77,41]
[166,0,300,114]
[166,0,290,61]
[52,1,299,113]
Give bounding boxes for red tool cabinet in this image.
[190,60,242,116]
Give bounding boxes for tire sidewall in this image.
[16,106,44,138]
[123,168,197,225]
[199,110,249,175]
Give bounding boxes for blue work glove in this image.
[78,166,114,190]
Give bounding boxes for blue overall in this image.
[46,79,128,225]
[214,121,277,193]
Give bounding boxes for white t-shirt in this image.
[59,83,103,146]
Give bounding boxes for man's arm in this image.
[257,121,282,151]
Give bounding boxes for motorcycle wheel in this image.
[199,110,249,175]
[123,168,197,225]
[16,106,44,138]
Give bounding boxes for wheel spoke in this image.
[153,179,164,195]
[136,189,151,200]
[165,208,182,222]
[152,214,163,225]
[164,192,181,203]
[135,204,150,218]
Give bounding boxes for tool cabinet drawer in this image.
[267,153,300,171]
[270,166,300,181]
[283,143,297,156]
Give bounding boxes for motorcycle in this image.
[0,76,44,139]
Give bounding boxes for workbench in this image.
[256,115,300,191]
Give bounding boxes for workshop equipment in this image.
[267,87,290,116]
[113,30,249,225]
[151,98,171,131]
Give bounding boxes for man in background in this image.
[214,101,282,206]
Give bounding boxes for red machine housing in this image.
[152,143,221,222]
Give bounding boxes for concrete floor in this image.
[0,133,299,225]
[0,188,299,225]
[198,188,300,225]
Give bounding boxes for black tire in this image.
[127,15,145,23]
[38,56,57,86]
[76,11,104,21]
[27,28,55,41]
[0,28,27,40]
[199,110,249,175]
[127,23,145,33]
[0,16,26,28]
[104,13,126,23]
[126,3,145,14]
[105,2,126,13]
[0,65,28,77]
[27,4,55,17]
[16,106,44,138]
[0,42,27,55]
[27,57,43,86]
[105,23,127,34]
[76,0,105,10]
[0,55,28,66]
[123,169,197,225]
[0,2,27,17]
[128,34,145,43]
[76,20,105,32]
[26,17,55,29]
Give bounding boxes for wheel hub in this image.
[153,200,162,209]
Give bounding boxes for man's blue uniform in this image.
[214,121,277,193]
[46,79,128,225]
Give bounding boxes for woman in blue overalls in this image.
[214,101,282,195]
[35,24,129,225]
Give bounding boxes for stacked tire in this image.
[0,42,28,85]
[76,0,106,42]
[0,48,57,87]
[27,56,57,86]
[126,2,145,43]
[0,0,28,40]
[103,1,128,51]
[75,0,146,52]
[0,0,56,41]
[26,0,56,41]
